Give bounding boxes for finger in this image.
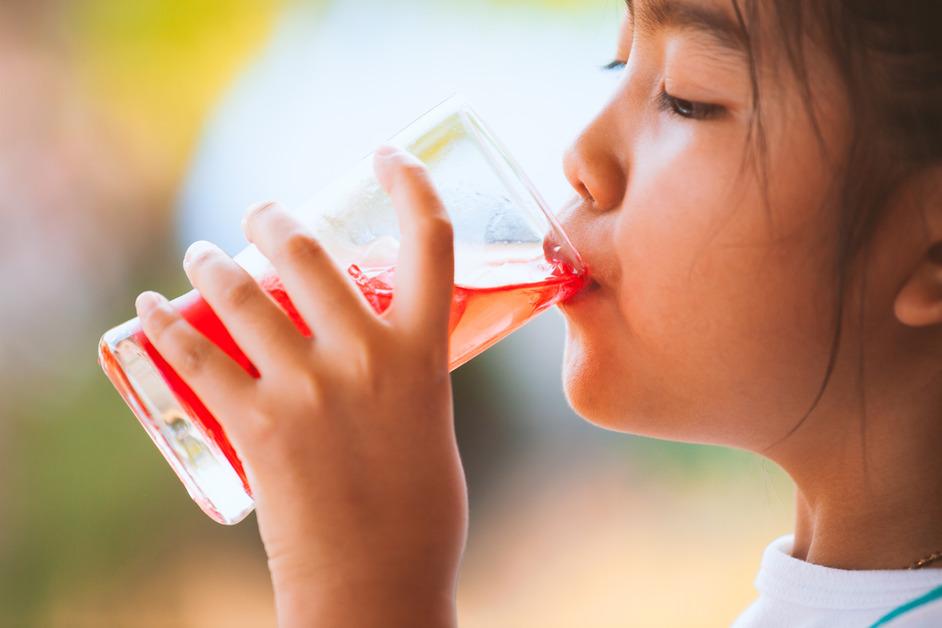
[242,201,376,341]
[373,146,455,338]
[182,240,311,374]
[136,291,255,422]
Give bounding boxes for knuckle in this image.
[280,230,324,264]
[142,305,177,342]
[391,162,432,195]
[411,351,449,384]
[352,338,382,377]
[222,277,258,309]
[178,340,210,377]
[141,308,212,378]
[397,159,429,181]
[320,330,385,386]
[423,214,454,240]
[247,405,278,438]
[419,215,454,253]
[287,370,327,416]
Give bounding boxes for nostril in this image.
[568,164,624,213]
[575,182,594,203]
[563,147,596,204]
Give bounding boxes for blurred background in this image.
[0,0,794,626]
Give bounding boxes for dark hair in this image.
[732,1,942,444]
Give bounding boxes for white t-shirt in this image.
[733,535,942,627]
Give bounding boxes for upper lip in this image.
[547,197,608,291]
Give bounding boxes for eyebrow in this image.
[625,0,747,56]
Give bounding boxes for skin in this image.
[135,0,942,625]
[557,0,942,571]
[138,147,465,627]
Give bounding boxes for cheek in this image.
[584,140,839,444]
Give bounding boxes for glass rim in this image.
[390,93,586,274]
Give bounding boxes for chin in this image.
[560,294,692,439]
[559,289,634,429]
[561,326,723,445]
[561,328,636,432]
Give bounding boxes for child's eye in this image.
[657,90,723,121]
[603,59,627,71]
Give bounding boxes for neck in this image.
[792,469,942,570]
[770,369,942,570]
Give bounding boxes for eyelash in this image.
[657,90,723,121]
[602,59,724,121]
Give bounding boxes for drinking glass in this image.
[98,96,586,524]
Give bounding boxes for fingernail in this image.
[135,291,164,315]
[183,240,216,268]
[374,145,401,160]
[241,201,278,239]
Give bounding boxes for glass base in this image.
[98,319,255,524]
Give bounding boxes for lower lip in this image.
[560,280,601,308]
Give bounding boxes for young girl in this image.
[133,0,942,625]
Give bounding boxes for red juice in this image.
[101,257,586,493]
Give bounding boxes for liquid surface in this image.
[132,256,586,490]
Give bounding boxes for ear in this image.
[895,243,942,327]
[894,167,942,328]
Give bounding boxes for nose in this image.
[562,109,627,213]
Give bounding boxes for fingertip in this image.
[373,146,426,189]
[183,240,220,270]
[373,146,399,188]
[242,201,280,241]
[374,144,400,159]
[135,291,166,317]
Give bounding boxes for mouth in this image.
[544,197,601,308]
[560,277,601,308]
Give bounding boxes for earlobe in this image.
[895,243,942,327]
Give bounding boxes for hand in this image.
[134,146,467,628]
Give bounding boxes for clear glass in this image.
[98,96,586,524]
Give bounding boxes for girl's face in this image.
[557,0,859,450]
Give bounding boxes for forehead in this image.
[626,0,748,56]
